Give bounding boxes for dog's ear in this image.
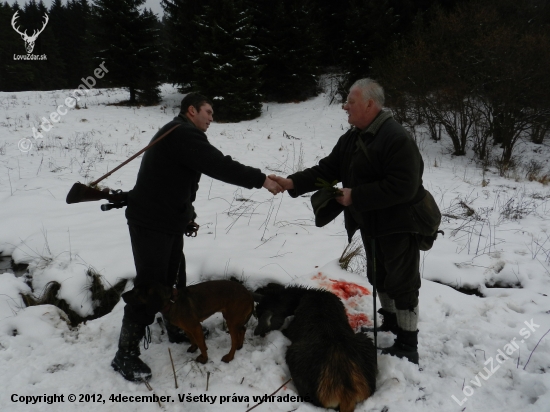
[255,282,284,296]
[252,292,263,303]
[254,310,273,336]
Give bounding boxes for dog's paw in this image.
[196,354,208,364]
[187,344,198,353]
[221,354,234,363]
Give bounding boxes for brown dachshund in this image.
[122,280,254,364]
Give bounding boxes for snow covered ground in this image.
[0,84,549,411]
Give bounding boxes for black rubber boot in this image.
[111,320,152,382]
[381,328,419,365]
[162,315,209,343]
[362,308,398,335]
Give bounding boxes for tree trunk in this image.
[129,87,136,104]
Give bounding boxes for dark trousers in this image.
[124,224,186,325]
[361,231,420,311]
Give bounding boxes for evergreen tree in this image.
[161,0,209,91]
[252,0,320,102]
[310,0,351,67]
[48,0,65,42]
[92,0,161,104]
[134,8,162,104]
[191,0,263,121]
[61,0,94,88]
[338,0,398,98]
[45,0,70,88]
[34,0,66,89]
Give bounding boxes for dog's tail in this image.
[317,345,373,412]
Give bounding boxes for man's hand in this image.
[263,176,283,195]
[268,174,294,191]
[185,221,200,237]
[335,188,353,206]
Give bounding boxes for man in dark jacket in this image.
[270,79,425,364]
[112,93,282,382]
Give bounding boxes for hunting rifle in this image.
[65,124,181,210]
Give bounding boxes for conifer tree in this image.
[47,0,64,39]
[134,8,162,104]
[62,0,94,88]
[34,0,66,89]
[47,0,70,87]
[252,0,320,102]
[338,0,398,98]
[161,0,208,91]
[91,0,161,104]
[311,0,350,67]
[338,0,453,97]
[191,0,263,121]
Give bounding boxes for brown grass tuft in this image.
[339,237,366,273]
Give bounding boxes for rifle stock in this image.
[66,182,127,204]
[65,124,180,207]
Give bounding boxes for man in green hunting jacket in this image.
[270,79,425,364]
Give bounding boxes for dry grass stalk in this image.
[339,236,366,273]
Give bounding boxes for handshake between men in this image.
[263,175,353,207]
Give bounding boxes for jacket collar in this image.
[358,110,393,137]
[175,114,196,127]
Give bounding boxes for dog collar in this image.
[161,288,179,314]
[170,287,179,303]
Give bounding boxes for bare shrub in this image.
[529,114,550,144]
[339,236,366,274]
[376,0,550,163]
[524,160,546,182]
[496,188,537,223]
[322,72,347,105]
[494,155,519,178]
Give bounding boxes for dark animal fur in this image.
[254,285,377,412]
[253,283,303,336]
[123,280,254,364]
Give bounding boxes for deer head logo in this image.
[11,11,49,54]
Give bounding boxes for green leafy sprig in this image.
[315,178,343,197]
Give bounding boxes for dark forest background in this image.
[1,0,550,164]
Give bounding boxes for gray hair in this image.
[350,78,385,107]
